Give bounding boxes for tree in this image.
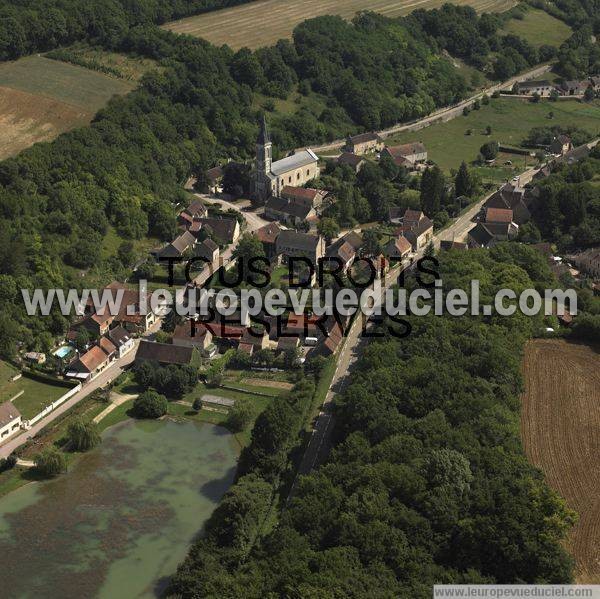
[480,141,499,161]
[226,399,254,433]
[584,85,595,102]
[531,91,541,103]
[233,234,266,280]
[454,161,475,198]
[317,218,340,243]
[223,163,251,198]
[193,398,203,412]
[420,166,445,216]
[133,360,157,390]
[67,419,101,451]
[74,329,90,352]
[550,89,560,102]
[485,125,492,135]
[133,390,168,419]
[34,446,67,477]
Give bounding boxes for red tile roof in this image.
[78,346,109,373]
[486,207,513,224]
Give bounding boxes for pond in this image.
[0,418,238,598]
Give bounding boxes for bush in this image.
[34,447,67,478]
[226,399,254,433]
[0,454,17,473]
[133,390,168,419]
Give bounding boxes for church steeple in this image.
[256,114,272,176]
[258,114,270,146]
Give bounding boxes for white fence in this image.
[25,382,82,427]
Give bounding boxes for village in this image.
[1,73,599,456]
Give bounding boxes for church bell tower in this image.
[256,114,272,175]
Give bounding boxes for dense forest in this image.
[0,0,255,61]
[167,245,576,597]
[525,147,600,247]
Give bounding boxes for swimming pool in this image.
[53,346,72,359]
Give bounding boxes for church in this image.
[252,116,320,201]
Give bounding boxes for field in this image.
[164,0,516,50]
[386,97,600,178]
[521,339,600,583]
[502,8,572,48]
[0,56,135,161]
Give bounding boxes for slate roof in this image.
[337,152,365,169]
[270,149,318,176]
[265,196,313,220]
[199,217,238,243]
[348,132,381,145]
[281,186,321,204]
[109,326,132,347]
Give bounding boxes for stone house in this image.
[344,132,382,155]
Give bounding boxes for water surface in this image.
[0,418,238,599]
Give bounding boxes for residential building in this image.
[252,116,319,201]
[108,326,135,358]
[381,143,427,168]
[173,321,215,354]
[559,80,590,96]
[98,337,117,361]
[135,340,199,367]
[178,200,208,227]
[485,207,514,225]
[276,230,325,265]
[198,217,240,245]
[550,135,573,155]
[68,345,111,381]
[196,238,219,263]
[206,166,224,194]
[102,282,157,334]
[280,186,325,208]
[325,240,357,273]
[467,222,516,248]
[568,248,600,278]
[24,352,46,365]
[344,132,382,155]
[0,401,21,440]
[483,183,532,225]
[156,231,197,260]
[440,240,468,251]
[264,196,317,226]
[384,236,412,260]
[253,222,282,259]
[515,80,555,96]
[399,209,434,251]
[337,152,366,173]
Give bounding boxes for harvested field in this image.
[164,0,516,50]
[0,56,135,160]
[521,339,600,582]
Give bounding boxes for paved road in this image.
[0,342,139,459]
[306,64,552,154]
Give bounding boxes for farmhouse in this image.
[515,80,555,96]
[178,200,208,227]
[382,143,427,168]
[206,166,224,194]
[344,132,382,155]
[467,222,516,248]
[252,117,319,201]
[276,230,325,265]
[0,401,21,440]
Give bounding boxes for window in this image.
[297,173,300,180]
[288,176,292,183]
[307,170,310,176]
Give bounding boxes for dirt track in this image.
[521,339,600,582]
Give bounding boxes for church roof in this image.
[257,115,270,145]
[270,149,318,177]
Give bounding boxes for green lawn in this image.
[386,98,600,176]
[12,377,76,420]
[502,8,572,48]
[0,362,76,419]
